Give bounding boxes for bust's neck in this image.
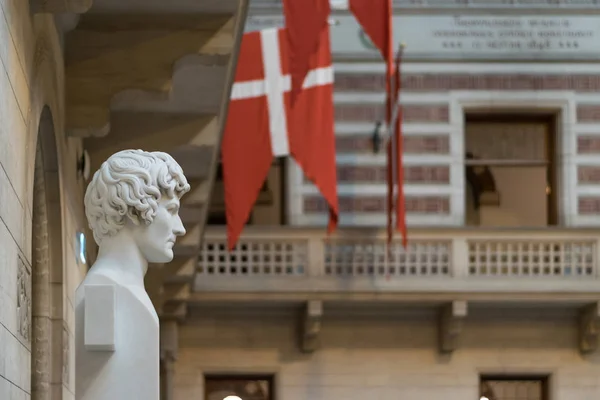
[91,231,148,287]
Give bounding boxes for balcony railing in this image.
[195,227,600,296]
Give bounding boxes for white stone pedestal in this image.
[75,275,159,400]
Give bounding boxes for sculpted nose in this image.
[173,215,186,237]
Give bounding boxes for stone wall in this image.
[174,309,600,400]
[0,2,87,399]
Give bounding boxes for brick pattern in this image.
[335,105,449,123]
[578,197,600,215]
[335,73,600,92]
[332,165,450,184]
[576,106,600,122]
[578,166,600,184]
[336,135,450,154]
[404,135,451,154]
[577,136,600,154]
[303,195,450,214]
[397,0,569,5]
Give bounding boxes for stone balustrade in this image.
[195,226,600,297]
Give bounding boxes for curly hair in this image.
[84,149,191,245]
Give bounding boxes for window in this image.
[205,375,274,400]
[480,375,549,400]
[465,114,558,227]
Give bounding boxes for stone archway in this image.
[31,106,66,400]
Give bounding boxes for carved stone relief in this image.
[32,107,65,400]
[32,125,52,400]
[17,257,32,343]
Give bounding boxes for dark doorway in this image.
[465,113,558,227]
[204,375,275,400]
[480,375,550,400]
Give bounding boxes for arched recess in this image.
[31,106,66,400]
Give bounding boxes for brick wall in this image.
[334,73,600,92]
[304,195,450,214]
[578,197,600,215]
[578,166,600,184]
[306,166,450,184]
[336,135,450,154]
[576,135,600,215]
[0,3,85,400]
[334,104,449,122]
[578,136,600,154]
[298,97,452,224]
[174,310,600,400]
[292,65,600,226]
[576,106,600,122]
[337,165,450,183]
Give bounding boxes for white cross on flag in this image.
[221,27,339,249]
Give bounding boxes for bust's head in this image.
[84,149,191,263]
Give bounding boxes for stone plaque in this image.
[245,14,600,60]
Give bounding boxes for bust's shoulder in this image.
[82,270,120,285]
[75,267,121,306]
[77,262,125,291]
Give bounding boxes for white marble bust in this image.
[75,149,190,400]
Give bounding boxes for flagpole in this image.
[389,43,405,238]
[389,44,405,144]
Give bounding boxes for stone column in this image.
[160,353,176,400]
[160,320,179,400]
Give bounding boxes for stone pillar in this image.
[160,354,176,400]
[160,320,179,400]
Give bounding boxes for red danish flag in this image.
[221,27,338,249]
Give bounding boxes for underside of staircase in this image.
[59,0,250,321]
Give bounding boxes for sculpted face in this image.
[132,196,186,263]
